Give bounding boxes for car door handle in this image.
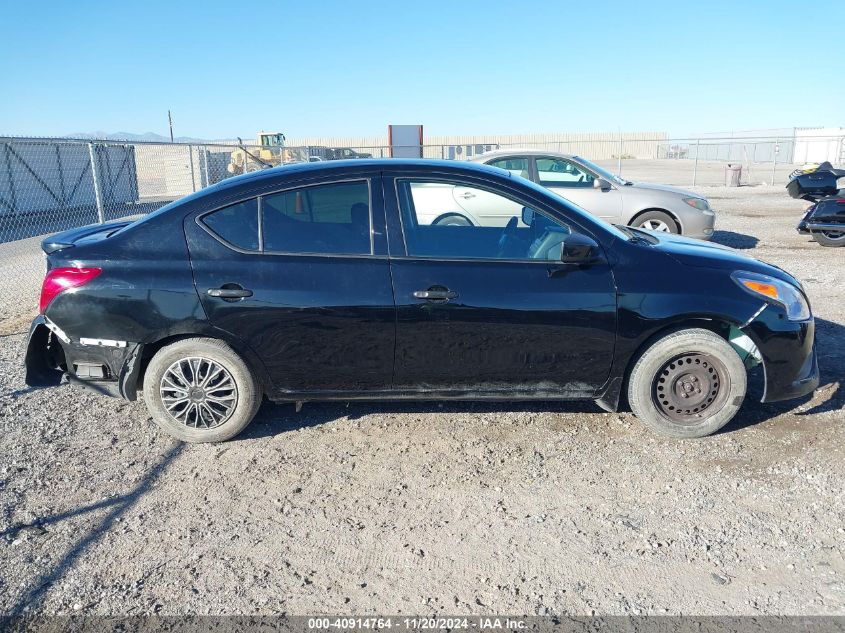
[207,286,253,299]
[413,289,458,301]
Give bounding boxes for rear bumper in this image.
[24,315,142,400]
[742,307,819,403]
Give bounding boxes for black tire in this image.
[811,230,845,247]
[631,210,679,234]
[627,328,746,439]
[432,212,473,226]
[142,338,263,443]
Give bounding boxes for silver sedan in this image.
[469,149,715,239]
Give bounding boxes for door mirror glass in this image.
[558,233,600,264]
[593,178,612,191]
[521,206,534,226]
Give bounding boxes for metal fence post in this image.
[88,142,105,223]
[692,139,700,187]
[617,131,623,176]
[189,145,197,193]
[202,146,210,188]
[771,137,778,186]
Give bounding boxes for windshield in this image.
[574,156,628,186]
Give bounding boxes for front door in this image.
[386,174,617,396]
[184,177,395,393]
[533,156,623,223]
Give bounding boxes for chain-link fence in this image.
[1,133,843,324]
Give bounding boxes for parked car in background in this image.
[25,160,815,443]
[326,147,373,160]
[468,149,715,239]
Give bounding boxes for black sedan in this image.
[25,160,818,442]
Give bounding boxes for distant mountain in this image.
[65,131,216,144]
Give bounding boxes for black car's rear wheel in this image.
[811,230,845,247]
[627,328,746,438]
[143,338,262,443]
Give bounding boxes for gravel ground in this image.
[0,185,843,617]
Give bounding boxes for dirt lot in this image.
[0,184,843,617]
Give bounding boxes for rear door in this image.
[533,156,623,223]
[184,175,395,393]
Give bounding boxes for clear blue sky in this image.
[2,0,842,139]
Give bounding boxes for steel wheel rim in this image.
[652,353,730,424]
[159,357,238,429]
[639,219,671,232]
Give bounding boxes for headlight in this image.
[732,271,811,321]
[683,197,710,211]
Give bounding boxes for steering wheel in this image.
[496,216,519,258]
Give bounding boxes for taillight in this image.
[39,267,102,313]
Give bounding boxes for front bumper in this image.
[742,306,819,403]
[24,315,142,400]
[679,208,716,241]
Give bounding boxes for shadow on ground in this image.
[711,230,760,250]
[242,399,604,441]
[4,444,184,616]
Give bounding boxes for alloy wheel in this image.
[639,219,671,232]
[652,353,730,424]
[159,357,238,429]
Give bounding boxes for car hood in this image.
[626,181,699,198]
[643,231,798,285]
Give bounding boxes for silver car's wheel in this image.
[160,357,237,429]
[632,210,679,234]
[143,338,263,443]
[432,212,473,226]
[640,219,670,231]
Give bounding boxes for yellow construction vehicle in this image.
[227,132,291,174]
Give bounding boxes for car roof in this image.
[204,158,511,196]
[469,148,578,162]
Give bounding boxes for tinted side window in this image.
[262,181,371,255]
[536,157,595,188]
[201,199,259,250]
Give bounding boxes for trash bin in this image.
[725,163,742,187]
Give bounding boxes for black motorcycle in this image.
[788,161,845,247]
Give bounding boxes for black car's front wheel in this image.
[627,328,746,438]
[143,338,263,443]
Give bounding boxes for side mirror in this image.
[593,178,612,191]
[521,206,535,225]
[559,233,601,264]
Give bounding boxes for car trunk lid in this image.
[41,220,133,254]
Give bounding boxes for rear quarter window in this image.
[201,199,259,250]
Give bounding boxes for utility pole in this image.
[168,110,174,143]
